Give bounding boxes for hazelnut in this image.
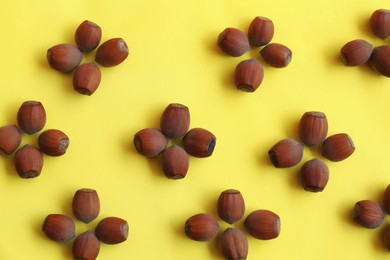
[161,145,189,179]
[160,103,190,139]
[260,43,292,68]
[353,200,384,229]
[184,213,220,241]
[248,16,274,47]
[75,20,102,52]
[234,58,264,92]
[182,128,216,158]
[370,9,390,40]
[72,188,100,224]
[73,62,102,95]
[321,133,355,162]
[17,100,46,135]
[370,45,390,77]
[95,38,128,67]
[133,128,168,157]
[382,184,390,214]
[298,111,328,148]
[42,214,76,242]
[340,39,373,66]
[217,189,245,224]
[14,145,43,178]
[47,44,83,73]
[218,227,248,260]
[268,138,303,168]
[217,28,250,57]
[383,225,390,251]
[0,125,22,155]
[244,209,281,240]
[95,217,129,244]
[300,158,329,192]
[38,129,69,156]
[72,230,100,260]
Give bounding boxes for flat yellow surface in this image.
[1,0,390,259]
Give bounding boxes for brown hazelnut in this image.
[248,16,274,47]
[95,38,128,67]
[370,45,390,77]
[14,145,43,178]
[353,200,384,229]
[38,129,69,156]
[383,225,390,251]
[72,188,100,224]
[161,145,189,179]
[17,100,46,135]
[182,128,216,158]
[72,230,100,260]
[340,39,373,66]
[268,138,303,168]
[42,214,76,242]
[75,20,102,52]
[47,44,83,73]
[382,184,390,214]
[73,62,101,95]
[184,213,220,241]
[0,125,22,155]
[218,228,248,260]
[160,103,190,139]
[217,189,245,224]
[370,9,390,40]
[260,43,292,68]
[217,28,250,57]
[95,217,128,244]
[134,128,168,157]
[321,133,355,162]
[300,158,329,192]
[234,58,264,92]
[298,111,328,148]
[244,209,281,240]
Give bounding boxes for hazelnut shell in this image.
[370,9,390,40]
[248,16,274,47]
[244,209,281,240]
[72,188,100,224]
[134,128,168,157]
[353,200,384,229]
[182,128,216,158]
[95,38,128,67]
[38,129,69,156]
[234,58,264,92]
[95,217,129,244]
[73,62,101,95]
[321,133,355,162]
[298,111,328,148]
[42,214,76,242]
[218,228,248,260]
[268,138,303,168]
[217,28,250,57]
[47,43,83,73]
[184,213,220,241]
[260,43,292,68]
[17,100,46,135]
[300,158,329,192]
[75,20,102,52]
[217,189,245,224]
[14,144,43,178]
[0,125,22,155]
[160,103,190,139]
[340,39,373,66]
[370,45,390,77]
[161,145,189,179]
[72,230,100,260]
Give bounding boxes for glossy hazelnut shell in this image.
[72,188,100,224]
[38,129,69,156]
[14,145,43,178]
[217,189,245,224]
[184,213,220,241]
[298,111,328,148]
[161,145,189,179]
[73,62,101,95]
[300,158,329,192]
[134,128,168,157]
[182,128,216,158]
[218,228,248,260]
[0,125,22,155]
[248,16,274,47]
[95,38,128,67]
[353,200,384,229]
[75,20,102,52]
[321,133,355,162]
[268,138,303,168]
[72,230,100,260]
[244,209,281,240]
[234,58,264,92]
[17,100,46,135]
[42,214,76,242]
[160,103,190,139]
[47,44,83,73]
[95,217,129,244]
[217,28,250,57]
[260,43,292,68]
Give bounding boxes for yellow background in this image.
[1,0,390,259]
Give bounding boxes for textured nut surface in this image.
[134,128,168,157]
[260,43,292,68]
[17,100,46,135]
[321,133,355,162]
[234,58,264,92]
[95,38,128,67]
[217,189,245,224]
[72,188,100,224]
[370,45,390,77]
[0,125,22,155]
[14,145,43,178]
[383,184,390,214]
[300,158,329,192]
[42,214,76,242]
[182,128,216,158]
[383,225,390,251]
[75,20,102,52]
[353,200,385,229]
[160,103,190,139]
[248,16,274,47]
[218,228,248,260]
[47,44,83,73]
[72,230,100,260]
[244,209,281,240]
[95,217,128,244]
[161,145,189,179]
[340,39,373,66]
[184,213,220,241]
[298,111,328,148]
[38,129,69,156]
[73,62,102,95]
[268,138,303,168]
[370,9,390,40]
[217,28,250,57]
